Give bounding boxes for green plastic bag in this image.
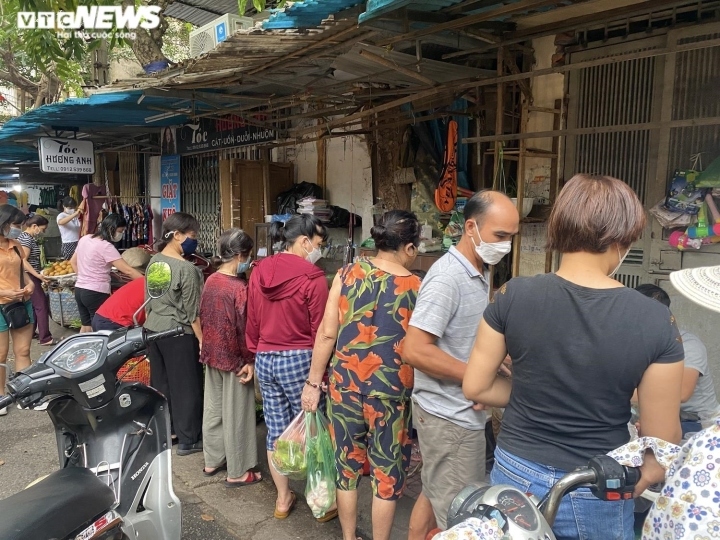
[304,411,337,518]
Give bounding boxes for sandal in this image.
[273,491,297,519]
[202,463,227,477]
[39,338,59,346]
[316,507,338,523]
[224,470,262,488]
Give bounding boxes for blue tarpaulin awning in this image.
[262,0,364,29]
[0,90,244,164]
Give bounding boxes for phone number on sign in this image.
[46,166,94,173]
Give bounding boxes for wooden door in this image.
[268,163,294,214]
[235,161,265,234]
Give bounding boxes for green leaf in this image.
[343,335,396,351]
[237,0,248,15]
[252,0,265,12]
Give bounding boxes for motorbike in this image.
[0,260,183,540]
[443,454,641,539]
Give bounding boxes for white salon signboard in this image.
[38,137,95,174]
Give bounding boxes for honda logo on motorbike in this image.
[131,462,150,481]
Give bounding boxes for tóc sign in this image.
[38,137,95,174]
[174,115,275,154]
[160,155,181,220]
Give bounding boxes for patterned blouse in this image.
[330,259,421,401]
[18,233,41,272]
[199,272,253,372]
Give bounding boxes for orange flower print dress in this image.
[328,259,421,500]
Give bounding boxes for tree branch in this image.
[0,49,40,96]
[120,0,172,69]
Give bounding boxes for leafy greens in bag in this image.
[271,411,307,479]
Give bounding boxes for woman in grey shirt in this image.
[145,212,204,455]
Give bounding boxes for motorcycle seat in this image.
[0,467,116,540]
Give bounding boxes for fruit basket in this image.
[42,260,76,279]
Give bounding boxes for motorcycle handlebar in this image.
[538,469,597,526]
[539,455,641,527]
[0,394,14,409]
[145,326,185,343]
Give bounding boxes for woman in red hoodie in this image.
[246,214,329,520]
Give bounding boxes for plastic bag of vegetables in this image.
[271,411,307,479]
[304,411,336,518]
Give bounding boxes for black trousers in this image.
[75,288,110,327]
[92,314,123,332]
[147,333,203,445]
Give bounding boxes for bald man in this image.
[404,190,520,538]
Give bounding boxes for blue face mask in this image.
[7,228,20,239]
[181,237,198,256]
[237,257,252,275]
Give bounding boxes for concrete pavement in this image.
[0,321,418,539]
[170,422,416,540]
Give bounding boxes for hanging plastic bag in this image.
[304,411,337,518]
[271,411,307,479]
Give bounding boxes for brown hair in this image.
[546,174,646,254]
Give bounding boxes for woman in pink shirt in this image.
[71,214,143,333]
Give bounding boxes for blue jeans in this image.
[681,419,702,437]
[491,447,634,540]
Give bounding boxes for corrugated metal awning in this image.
[332,43,494,86]
[105,15,373,96]
[164,0,239,26]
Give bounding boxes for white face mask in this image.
[112,231,124,243]
[609,246,630,278]
[303,243,323,265]
[469,220,512,266]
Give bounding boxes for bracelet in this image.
[305,379,321,389]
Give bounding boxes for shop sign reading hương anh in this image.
[38,137,95,174]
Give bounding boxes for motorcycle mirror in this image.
[145,261,172,299]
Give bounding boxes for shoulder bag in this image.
[0,246,31,329]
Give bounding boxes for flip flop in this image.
[39,338,59,346]
[202,463,227,477]
[316,507,338,523]
[273,491,297,519]
[224,470,262,488]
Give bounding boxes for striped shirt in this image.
[409,246,490,430]
[18,232,41,272]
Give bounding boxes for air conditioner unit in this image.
[189,14,254,58]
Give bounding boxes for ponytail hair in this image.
[25,214,49,227]
[270,214,328,251]
[211,228,254,269]
[158,212,200,251]
[93,213,127,242]
[61,196,77,210]
[371,210,421,252]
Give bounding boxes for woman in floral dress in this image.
[301,210,422,540]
